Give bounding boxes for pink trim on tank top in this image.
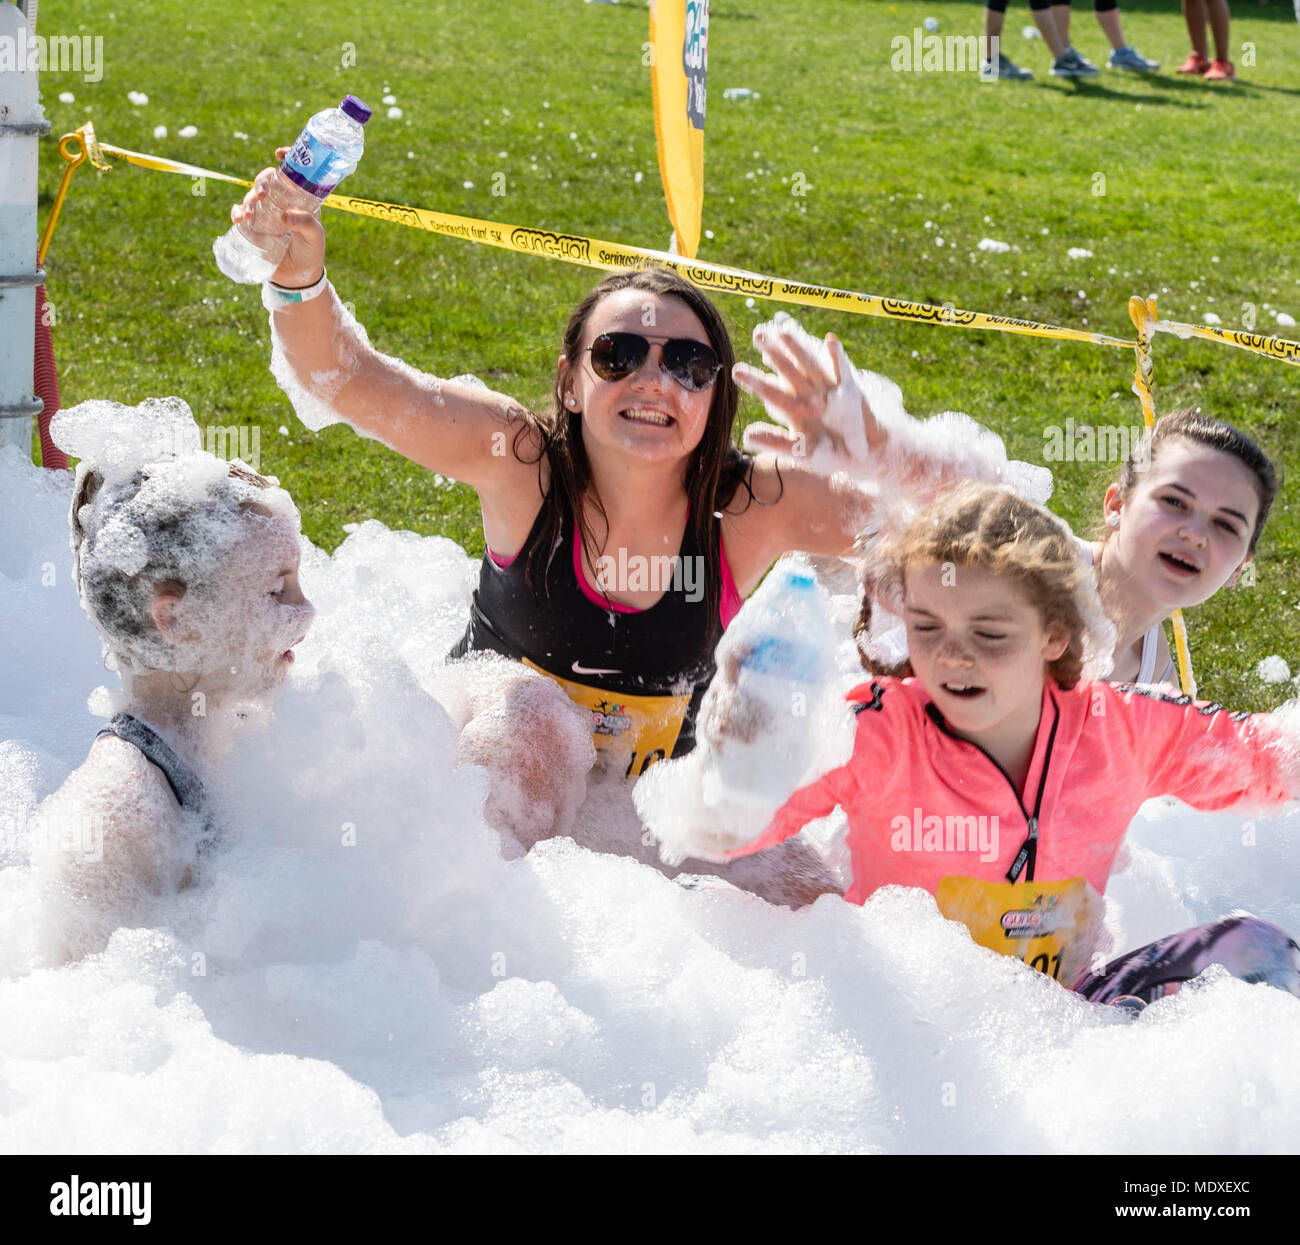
[487,512,744,628]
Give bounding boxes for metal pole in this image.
[0,0,49,458]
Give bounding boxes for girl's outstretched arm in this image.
[1113,682,1300,811]
[232,162,543,499]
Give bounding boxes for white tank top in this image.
[1075,538,1176,685]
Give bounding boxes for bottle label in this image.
[282,131,357,198]
[740,635,823,682]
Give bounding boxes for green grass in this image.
[31,0,1300,709]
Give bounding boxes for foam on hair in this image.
[52,397,296,673]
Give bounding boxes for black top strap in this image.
[96,713,207,812]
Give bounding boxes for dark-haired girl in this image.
[1085,408,1279,685]
[231,167,976,781]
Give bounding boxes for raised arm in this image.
[231,162,543,497]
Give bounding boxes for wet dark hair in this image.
[1109,408,1280,554]
[71,461,276,665]
[509,266,767,618]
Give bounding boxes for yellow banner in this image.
[650,0,709,259]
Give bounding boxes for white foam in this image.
[1258,656,1292,685]
[2,447,1299,1153]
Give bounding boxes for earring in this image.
[169,670,201,694]
[565,396,577,409]
[1106,513,1120,528]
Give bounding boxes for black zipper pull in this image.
[1006,816,1040,883]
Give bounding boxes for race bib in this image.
[522,659,691,777]
[935,875,1103,987]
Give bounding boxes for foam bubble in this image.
[2,446,1299,1153]
[1258,656,1292,685]
[51,396,202,484]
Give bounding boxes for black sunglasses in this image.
[585,332,723,392]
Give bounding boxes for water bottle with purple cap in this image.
[214,94,372,284]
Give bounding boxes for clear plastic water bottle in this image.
[702,561,838,807]
[213,95,372,285]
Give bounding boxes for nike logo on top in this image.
[572,661,621,676]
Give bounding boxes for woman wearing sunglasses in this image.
[231,165,968,796]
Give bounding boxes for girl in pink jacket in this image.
[671,483,1300,1010]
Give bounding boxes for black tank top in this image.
[449,504,726,776]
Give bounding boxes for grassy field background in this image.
[30,0,1300,709]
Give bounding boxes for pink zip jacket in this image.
[728,677,1297,904]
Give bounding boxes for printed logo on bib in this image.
[522,659,691,777]
[935,874,1103,987]
[1000,896,1068,938]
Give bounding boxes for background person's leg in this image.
[1182,0,1209,61]
[1030,0,1070,59]
[984,0,1035,79]
[1207,0,1231,61]
[1095,0,1159,70]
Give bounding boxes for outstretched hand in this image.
[229,147,326,288]
[698,643,773,749]
[734,314,884,472]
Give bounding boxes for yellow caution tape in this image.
[1151,318,1300,367]
[51,126,1136,350]
[1128,296,1196,698]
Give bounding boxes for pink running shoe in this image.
[1176,51,1211,75]
[1204,59,1236,82]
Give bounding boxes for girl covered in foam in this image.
[641,483,1300,1009]
[31,397,314,961]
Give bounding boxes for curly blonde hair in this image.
[855,483,1097,689]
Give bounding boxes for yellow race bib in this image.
[935,875,1104,986]
[522,659,691,778]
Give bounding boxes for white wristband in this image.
[262,269,330,311]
